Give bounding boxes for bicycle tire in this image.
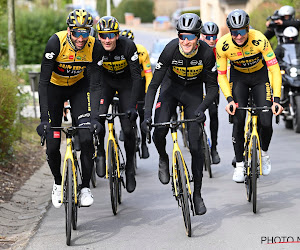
[176,151,191,237]
[252,136,258,213]
[202,129,212,178]
[90,163,97,188]
[65,158,73,246]
[72,158,78,230]
[182,123,189,149]
[108,140,118,215]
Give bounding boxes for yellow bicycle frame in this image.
[247,115,262,176]
[105,122,120,179]
[171,131,192,197]
[61,137,78,205]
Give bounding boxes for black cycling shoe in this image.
[211,149,220,164]
[158,154,170,185]
[193,193,207,215]
[141,144,149,159]
[96,150,106,178]
[126,171,136,193]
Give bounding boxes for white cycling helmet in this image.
[278,5,295,19]
[283,26,299,43]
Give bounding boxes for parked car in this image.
[150,38,171,71]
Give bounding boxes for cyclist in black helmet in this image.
[200,21,221,164]
[88,16,143,193]
[141,13,218,215]
[36,9,102,208]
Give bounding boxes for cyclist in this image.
[265,5,300,44]
[216,9,283,183]
[200,21,221,164]
[119,29,153,159]
[89,16,142,193]
[141,13,218,215]
[36,9,101,208]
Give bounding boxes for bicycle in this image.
[41,125,97,245]
[229,95,279,213]
[99,102,126,215]
[147,118,202,237]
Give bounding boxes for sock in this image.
[236,162,244,168]
[262,150,268,157]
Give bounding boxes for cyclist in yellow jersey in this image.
[36,9,103,208]
[120,29,153,158]
[216,9,283,182]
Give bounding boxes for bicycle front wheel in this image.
[72,157,79,230]
[65,159,73,246]
[176,151,191,237]
[251,136,258,213]
[108,140,118,215]
[202,129,212,178]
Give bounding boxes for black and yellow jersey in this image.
[216,29,282,100]
[136,44,153,92]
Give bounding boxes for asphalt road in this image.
[26,27,300,249]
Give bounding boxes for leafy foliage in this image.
[112,0,154,23]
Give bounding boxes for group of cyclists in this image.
[36,5,300,215]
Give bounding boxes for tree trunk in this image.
[8,0,17,73]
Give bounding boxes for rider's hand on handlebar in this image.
[36,121,51,137]
[226,101,236,115]
[141,117,152,134]
[126,108,138,122]
[272,102,283,116]
[90,119,104,135]
[194,110,206,124]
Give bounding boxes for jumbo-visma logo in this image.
[172,65,203,77]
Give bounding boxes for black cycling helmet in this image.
[226,9,250,29]
[176,13,202,36]
[96,16,119,33]
[66,9,93,28]
[120,29,134,40]
[201,22,219,35]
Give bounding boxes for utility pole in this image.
[107,0,111,16]
[7,0,17,73]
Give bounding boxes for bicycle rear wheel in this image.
[251,136,258,213]
[90,162,97,188]
[65,159,73,246]
[202,129,212,178]
[176,151,191,237]
[108,140,118,215]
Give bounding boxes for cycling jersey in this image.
[136,44,153,92]
[145,38,218,118]
[39,30,100,121]
[216,29,282,102]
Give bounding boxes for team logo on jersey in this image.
[131,51,139,61]
[45,52,55,59]
[172,59,183,65]
[102,60,128,71]
[156,62,163,70]
[190,60,198,66]
[76,56,81,60]
[173,65,203,77]
[114,56,120,60]
[211,64,217,72]
[69,55,74,60]
[245,51,250,55]
[97,59,103,66]
[237,52,242,56]
[53,131,60,139]
[121,55,125,60]
[222,41,229,51]
[252,39,262,46]
[267,52,274,57]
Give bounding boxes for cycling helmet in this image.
[226,9,250,29]
[96,16,119,33]
[201,22,219,35]
[66,9,93,28]
[120,29,134,40]
[283,26,299,43]
[176,13,202,36]
[278,5,295,19]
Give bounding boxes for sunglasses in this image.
[230,28,248,37]
[71,29,90,38]
[204,35,218,40]
[178,33,197,41]
[99,33,117,39]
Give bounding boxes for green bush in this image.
[0,8,68,66]
[0,69,26,164]
[112,0,154,23]
[181,10,200,17]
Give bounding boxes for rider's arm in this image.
[87,39,104,119]
[144,40,175,118]
[126,40,143,109]
[215,38,233,103]
[260,32,282,103]
[281,19,300,29]
[138,45,153,93]
[38,34,60,121]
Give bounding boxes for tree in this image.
[7,0,16,73]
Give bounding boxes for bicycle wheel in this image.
[90,162,97,188]
[108,140,118,215]
[65,159,73,246]
[72,158,79,230]
[176,151,191,237]
[202,129,212,178]
[251,136,258,213]
[182,123,189,149]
